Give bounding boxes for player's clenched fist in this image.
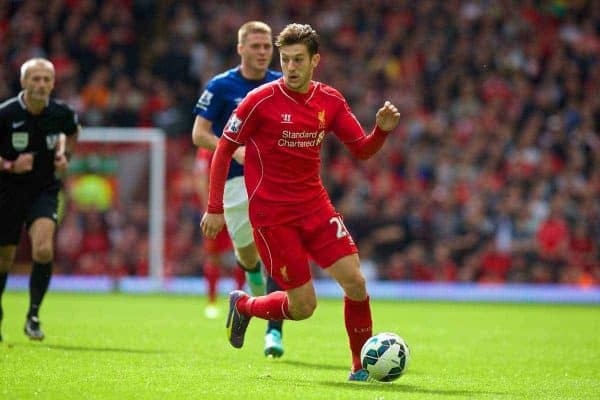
[375,101,401,132]
[201,212,226,239]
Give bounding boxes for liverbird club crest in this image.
[318,110,326,129]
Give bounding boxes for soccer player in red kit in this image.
[201,23,400,381]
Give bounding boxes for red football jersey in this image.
[213,78,386,226]
[208,79,387,227]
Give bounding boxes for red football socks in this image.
[203,262,220,302]
[237,291,291,320]
[233,267,246,291]
[344,296,373,372]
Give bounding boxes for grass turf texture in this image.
[1,292,598,399]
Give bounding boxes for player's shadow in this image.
[279,359,347,372]
[321,381,509,397]
[10,342,166,354]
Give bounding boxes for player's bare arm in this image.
[192,115,245,165]
[192,115,219,150]
[231,146,245,165]
[375,101,401,132]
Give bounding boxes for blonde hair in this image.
[238,21,272,45]
[20,58,55,80]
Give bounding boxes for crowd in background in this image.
[2,0,599,285]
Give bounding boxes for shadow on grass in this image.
[320,381,510,397]
[8,342,166,354]
[279,359,348,372]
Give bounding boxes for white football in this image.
[360,332,410,382]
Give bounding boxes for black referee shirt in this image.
[0,92,79,189]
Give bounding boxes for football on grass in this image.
[360,332,410,382]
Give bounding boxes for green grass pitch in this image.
[1,292,599,399]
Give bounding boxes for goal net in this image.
[57,127,166,280]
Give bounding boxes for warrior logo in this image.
[281,113,292,124]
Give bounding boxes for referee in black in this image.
[0,58,80,341]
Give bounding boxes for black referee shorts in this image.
[0,185,59,245]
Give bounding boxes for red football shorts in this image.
[253,205,358,290]
[204,227,233,254]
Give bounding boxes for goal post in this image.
[78,127,166,281]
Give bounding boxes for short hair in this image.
[20,58,55,80]
[238,21,272,45]
[275,24,319,56]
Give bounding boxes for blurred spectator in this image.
[479,240,512,283]
[2,0,598,285]
[536,195,570,280]
[431,243,458,282]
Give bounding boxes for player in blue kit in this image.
[192,21,285,357]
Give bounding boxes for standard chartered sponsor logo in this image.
[278,130,324,148]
